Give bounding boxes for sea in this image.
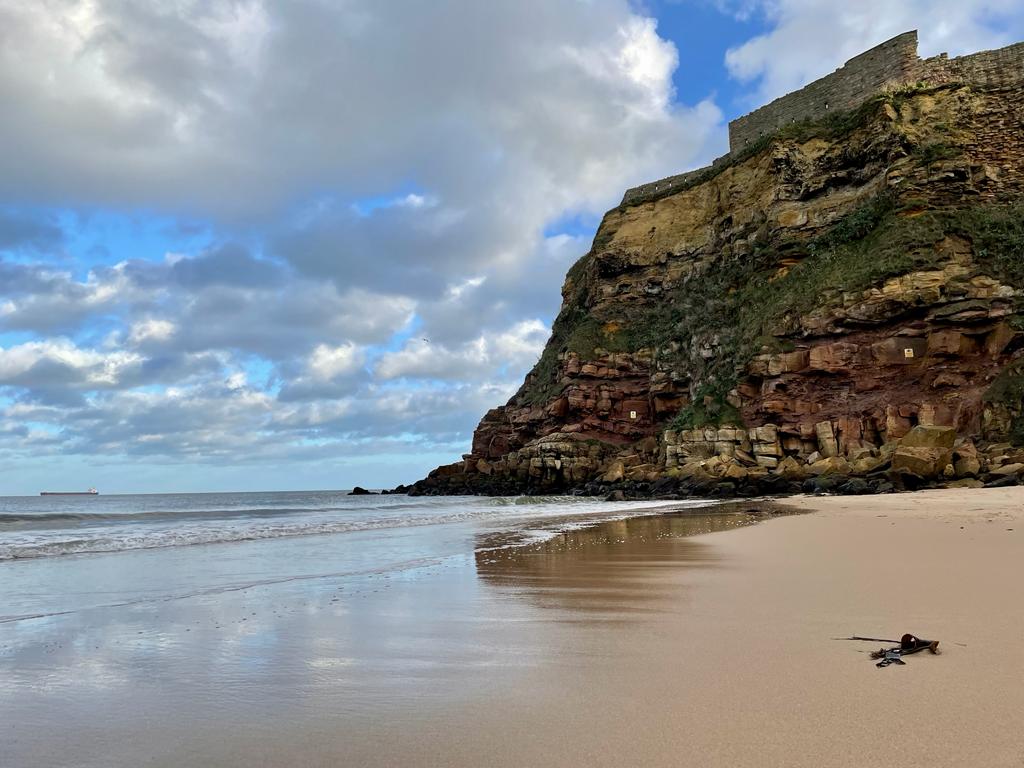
[0,491,694,623]
[0,490,767,766]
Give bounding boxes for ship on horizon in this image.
[40,488,99,496]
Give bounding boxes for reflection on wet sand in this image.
[1,503,789,768]
[474,509,763,619]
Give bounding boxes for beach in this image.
[2,488,1023,767]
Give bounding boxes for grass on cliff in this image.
[985,360,1024,445]
[670,384,742,430]
[623,83,939,209]
[724,197,1024,364]
[521,195,1024,419]
[518,73,1023,416]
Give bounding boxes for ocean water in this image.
[0,491,693,622]
[0,490,767,767]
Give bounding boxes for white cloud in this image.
[128,318,176,345]
[0,339,143,388]
[724,0,1024,104]
[307,343,364,381]
[377,319,549,381]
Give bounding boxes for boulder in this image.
[838,478,872,495]
[815,421,839,457]
[851,455,884,475]
[601,461,625,483]
[891,426,957,478]
[775,455,807,480]
[892,447,950,478]
[677,461,706,479]
[803,474,849,494]
[724,463,749,480]
[954,456,982,477]
[900,425,957,450]
[348,486,376,495]
[808,456,851,476]
[846,446,876,462]
[735,449,758,466]
[989,462,1024,477]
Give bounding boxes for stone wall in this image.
[922,42,1024,89]
[729,32,1024,152]
[728,31,920,151]
[622,31,1024,207]
[619,152,729,207]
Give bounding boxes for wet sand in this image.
[4,489,1024,767]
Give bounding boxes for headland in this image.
[408,30,1024,500]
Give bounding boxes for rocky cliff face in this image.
[409,80,1024,497]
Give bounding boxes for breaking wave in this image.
[0,494,688,561]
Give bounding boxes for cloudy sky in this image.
[2,0,1022,494]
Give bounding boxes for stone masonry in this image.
[622,30,1024,206]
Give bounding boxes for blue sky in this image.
[0,0,1021,494]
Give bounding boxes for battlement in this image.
[621,31,1024,207]
[727,31,919,151]
[729,31,1024,151]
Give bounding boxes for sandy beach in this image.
[326,487,1024,768]
[3,488,1023,767]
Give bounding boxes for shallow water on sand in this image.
[0,491,693,620]
[0,493,757,768]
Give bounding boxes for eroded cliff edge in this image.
[408,42,1024,498]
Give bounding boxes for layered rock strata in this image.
[407,36,1024,498]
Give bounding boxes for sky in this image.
[2,0,1023,494]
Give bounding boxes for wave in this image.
[0,497,693,561]
[0,506,346,528]
[0,495,634,530]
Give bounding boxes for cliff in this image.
[407,32,1024,498]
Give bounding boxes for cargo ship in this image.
[40,488,99,496]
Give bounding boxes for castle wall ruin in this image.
[727,31,920,151]
[621,31,1024,207]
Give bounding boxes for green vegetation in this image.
[950,205,1024,285]
[985,361,1024,445]
[522,194,1024,420]
[914,141,960,168]
[624,82,942,209]
[670,384,742,430]
[518,75,1024,426]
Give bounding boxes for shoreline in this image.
[353,486,1024,767]
[4,488,1023,767]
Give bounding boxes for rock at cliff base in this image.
[947,478,984,488]
[838,478,872,495]
[892,447,950,478]
[724,463,749,480]
[776,455,807,480]
[601,461,625,483]
[892,426,957,478]
[953,456,982,477]
[899,426,957,450]
[808,456,851,476]
[989,462,1024,477]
